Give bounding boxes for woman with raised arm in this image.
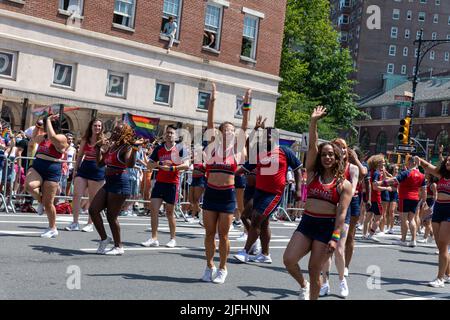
[415,155,450,288]
[25,114,69,238]
[283,106,352,300]
[65,119,105,232]
[89,122,143,255]
[201,82,249,284]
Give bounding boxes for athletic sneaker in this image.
[249,239,261,255]
[105,246,125,256]
[236,232,248,242]
[249,253,272,264]
[141,238,159,247]
[80,209,89,215]
[339,279,349,298]
[344,267,349,278]
[418,227,424,235]
[408,240,417,248]
[417,238,431,244]
[444,275,450,284]
[392,239,408,246]
[356,224,363,231]
[387,228,395,235]
[166,239,177,248]
[212,269,228,284]
[298,281,310,300]
[82,224,94,233]
[37,204,44,216]
[232,220,243,229]
[201,266,218,282]
[96,236,112,254]
[428,278,445,288]
[40,228,58,238]
[319,282,330,297]
[367,234,381,243]
[234,249,249,263]
[65,222,80,231]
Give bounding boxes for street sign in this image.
[396,101,412,107]
[394,95,412,102]
[397,144,416,153]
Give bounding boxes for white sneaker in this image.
[356,224,363,231]
[37,204,44,216]
[418,227,424,235]
[319,281,330,297]
[234,249,249,263]
[428,278,445,288]
[377,231,385,236]
[417,238,429,244]
[392,240,408,246]
[339,279,349,298]
[201,266,218,282]
[40,228,58,238]
[249,253,272,264]
[408,240,417,248]
[367,234,381,243]
[344,267,349,277]
[81,209,89,215]
[105,246,124,256]
[166,239,177,248]
[212,269,228,284]
[444,275,450,284]
[236,232,248,242]
[141,238,159,247]
[387,228,394,235]
[298,281,310,300]
[82,224,94,233]
[65,222,80,231]
[249,239,261,255]
[96,236,112,255]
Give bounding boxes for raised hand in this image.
[211,82,216,100]
[244,88,252,104]
[311,105,327,121]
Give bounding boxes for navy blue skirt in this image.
[77,160,105,181]
[32,158,62,183]
[103,172,131,196]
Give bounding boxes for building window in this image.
[113,0,136,29]
[445,52,449,61]
[161,0,182,39]
[430,51,435,60]
[435,130,449,154]
[106,71,127,98]
[340,32,348,42]
[391,27,398,38]
[393,9,400,20]
[381,107,388,120]
[436,0,441,5]
[241,15,260,61]
[432,32,437,40]
[415,48,418,57]
[360,131,370,153]
[418,12,426,22]
[405,29,410,39]
[339,14,349,25]
[401,65,407,74]
[433,14,439,23]
[59,0,83,15]
[197,91,211,110]
[419,105,426,117]
[389,45,396,56]
[420,0,427,3]
[387,63,395,74]
[441,103,448,116]
[235,96,244,119]
[155,82,172,105]
[407,10,412,20]
[403,47,408,56]
[416,31,422,40]
[203,4,223,51]
[52,62,75,89]
[376,131,388,154]
[0,50,17,80]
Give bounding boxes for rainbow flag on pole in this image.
[124,113,160,141]
[1,127,10,141]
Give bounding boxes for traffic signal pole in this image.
[409,30,423,144]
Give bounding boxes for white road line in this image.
[399,292,450,300]
[80,246,290,252]
[0,230,42,235]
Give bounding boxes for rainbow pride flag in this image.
[1,127,9,141]
[124,113,159,141]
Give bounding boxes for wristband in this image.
[331,230,341,242]
[242,103,251,111]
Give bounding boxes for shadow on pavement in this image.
[17,225,48,230]
[397,259,438,267]
[30,245,91,256]
[388,288,442,298]
[237,286,298,299]
[87,273,201,284]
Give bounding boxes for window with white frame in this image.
[389,45,397,56]
[405,29,410,39]
[442,103,448,116]
[415,48,418,57]
[340,32,348,42]
[235,96,244,119]
[59,0,83,15]
[436,0,441,5]
[387,63,395,74]
[197,91,211,110]
[391,27,398,38]
[393,9,400,20]
[106,71,127,98]
[419,105,426,117]
[0,50,17,79]
[433,14,439,23]
[416,30,422,40]
[403,47,408,56]
[53,62,75,89]
[445,52,449,61]
[420,0,427,3]
[113,0,136,29]
[155,82,172,105]
[432,32,437,40]
[203,4,224,51]
[339,14,349,24]
[401,65,407,74]
[161,0,182,39]
[418,12,426,22]
[407,10,412,20]
[430,50,435,60]
[241,15,259,60]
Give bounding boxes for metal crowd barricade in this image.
[276,183,304,222]
[174,170,192,222]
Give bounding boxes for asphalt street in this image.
[0,212,448,300]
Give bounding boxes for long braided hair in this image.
[113,121,135,146]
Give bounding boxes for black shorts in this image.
[399,199,419,214]
[345,195,361,223]
[253,189,283,218]
[296,214,335,244]
[151,181,178,205]
[235,175,247,189]
[381,190,390,202]
[244,185,256,205]
[369,201,382,215]
[103,172,131,196]
[432,202,450,223]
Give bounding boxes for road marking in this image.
[399,292,450,300]
[0,230,42,235]
[80,246,290,252]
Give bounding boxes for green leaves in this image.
[276,0,362,139]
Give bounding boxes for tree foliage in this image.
[276,0,361,140]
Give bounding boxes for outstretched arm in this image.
[414,156,441,178]
[305,106,326,174]
[207,82,216,131]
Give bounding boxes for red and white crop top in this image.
[83,143,97,161]
[104,146,127,171]
[307,175,340,206]
[36,139,63,160]
[436,178,450,203]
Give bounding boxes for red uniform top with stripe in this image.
[150,143,188,185]
[104,145,127,171]
[436,178,450,203]
[83,143,97,161]
[395,168,426,201]
[370,170,382,203]
[344,163,359,196]
[305,175,340,218]
[243,146,302,195]
[205,152,238,189]
[36,139,63,159]
[192,163,206,178]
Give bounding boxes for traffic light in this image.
[398,117,411,144]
